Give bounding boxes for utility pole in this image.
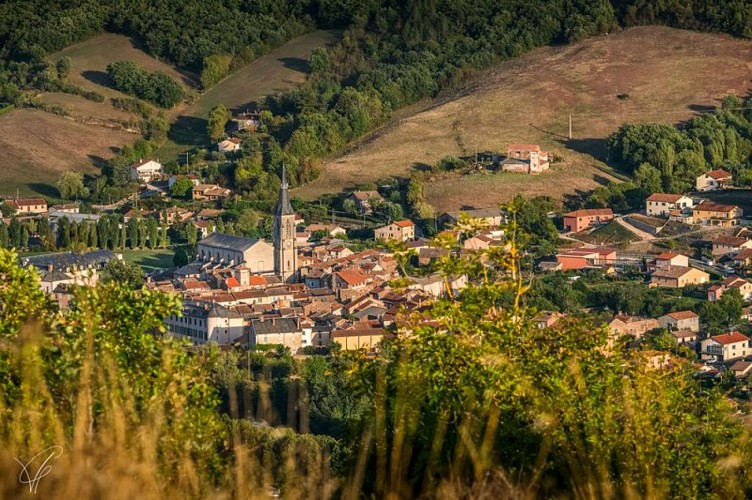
[568,114,572,140]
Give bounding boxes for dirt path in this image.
[615,217,655,241]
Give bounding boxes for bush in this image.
[106,61,184,108]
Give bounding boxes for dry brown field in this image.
[296,26,752,212]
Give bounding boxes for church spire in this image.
[275,164,294,216]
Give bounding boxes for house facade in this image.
[692,201,742,227]
[499,144,550,174]
[130,159,163,182]
[650,266,709,288]
[250,318,302,352]
[374,219,415,242]
[193,184,232,201]
[659,310,700,332]
[712,236,752,256]
[165,301,245,344]
[555,248,616,270]
[5,197,47,214]
[645,193,693,218]
[696,169,732,191]
[701,331,749,362]
[196,232,274,272]
[562,208,614,233]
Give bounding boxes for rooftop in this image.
[563,208,613,218]
[705,168,732,180]
[711,331,748,345]
[199,232,260,252]
[646,193,687,203]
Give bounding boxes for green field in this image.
[121,249,174,271]
[577,221,639,247]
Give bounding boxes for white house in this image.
[165,301,245,344]
[645,193,693,217]
[218,138,243,153]
[130,159,163,182]
[700,331,750,362]
[696,169,732,191]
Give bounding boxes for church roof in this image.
[199,233,260,252]
[275,165,294,216]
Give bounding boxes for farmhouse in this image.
[659,310,700,332]
[555,247,616,270]
[5,197,47,214]
[233,112,261,132]
[196,232,274,273]
[645,193,693,217]
[696,169,732,191]
[711,236,752,256]
[193,184,231,201]
[349,190,384,215]
[650,266,709,288]
[701,331,749,362]
[650,252,689,271]
[332,328,390,351]
[165,301,244,344]
[732,249,752,268]
[130,159,163,182]
[218,138,242,153]
[50,203,78,214]
[609,315,660,339]
[499,144,550,174]
[692,201,742,227]
[562,208,614,233]
[374,219,415,242]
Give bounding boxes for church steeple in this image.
[273,164,297,283]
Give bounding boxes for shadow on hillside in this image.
[563,137,607,161]
[231,100,260,115]
[168,115,209,146]
[278,57,310,73]
[81,70,112,89]
[593,174,612,187]
[688,103,716,113]
[87,154,108,170]
[411,162,432,172]
[562,189,591,210]
[28,183,59,199]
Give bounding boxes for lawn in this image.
[297,26,752,209]
[121,249,175,271]
[577,221,639,247]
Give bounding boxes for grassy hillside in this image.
[0,31,336,198]
[296,26,752,211]
[159,30,340,159]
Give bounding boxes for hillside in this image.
[295,26,752,212]
[0,31,336,197]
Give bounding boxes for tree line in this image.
[106,61,184,108]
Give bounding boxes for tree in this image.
[200,54,232,89]
[186,222,198,247]
[104,259,144,288]
[208,104,230,142]
[147,217,159,249]
[634,162,662,194]
[9,217,22,249]
[56,56,72,79]
[145,114,169,144]
[236,209,259,237]
[309,48,329,73]
[0,221,8,248]
[57,171,86,200]
[170,177,194,198]
[173,246,190,267]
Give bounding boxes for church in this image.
[195,166,298,282]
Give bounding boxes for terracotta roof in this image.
[733,249,752,261]
[226,277,240,288]
[647,193,686,203]
[6,198,46,208]
[563,208,613,218]
[655,252,683,260]
[651,266,704,279]
[394,219,415,228]
[694,201,739,213]
[713,236,748,247]
[249,275,267,286]
[336,269,369,286]
[711,331,748,345]
[705,169,732,180]
[666,310,698,320]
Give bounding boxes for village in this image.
[5,137,752,389]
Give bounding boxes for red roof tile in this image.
[711,331,748,345]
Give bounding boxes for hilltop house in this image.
[193,184,231,201]
[130,159,163,182]
[692,201,742,227]
[374,219,415,242]
[233,111,261,132]
[650,266,709,288]
[562,208,614,233]
[349,190,384,215]
[218,138,243,153]
[499,144,550,174]
[441,208,505,228]
[4,197,48,214]
[608,315,660,339]
[701,331,749,362]
[645,193,693,218]
[696,169,732,191]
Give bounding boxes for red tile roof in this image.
[656,252,683,260]
[394,219,415,228]
[706,169,732,180]
[563,208,613,218]
[647,193,685,203]
[694,201,739,213]
[711,331,748,345]
[336,269,369,286]
[226,277,240,288]
[666,310,698,320]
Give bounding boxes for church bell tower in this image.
[274,165,297,283]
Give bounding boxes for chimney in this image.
[48,264,53,272]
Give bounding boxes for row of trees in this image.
[106,61,185,108]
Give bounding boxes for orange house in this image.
[562,208,614,233]
[555,248,617,270]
